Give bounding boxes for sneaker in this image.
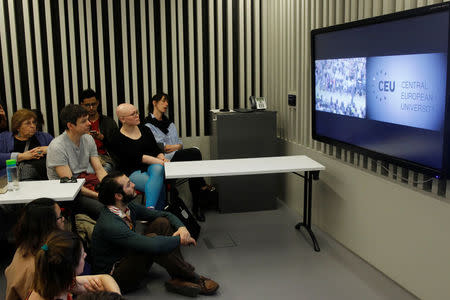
[165,279,201,297]
[198,276,219,295]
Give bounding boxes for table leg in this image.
[294,171,320,252]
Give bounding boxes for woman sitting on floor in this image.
[144,93,215,221]
[28,229,121,300]
[0,109,53,180]
[5,198,120,300]
[5,198,66,300]
[111,103,168,210]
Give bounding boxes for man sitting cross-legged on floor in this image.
[91,171,219,297]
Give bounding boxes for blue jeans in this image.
[129,164,166,210]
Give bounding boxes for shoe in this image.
[199,185,218,211]
[198,276,219,295]
[165,279,201,297]
[194,209,205,222]
[201,184,216,192]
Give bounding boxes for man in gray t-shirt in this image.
[47,104,107,219]
[47,132,98,180]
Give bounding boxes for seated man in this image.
[91,171,219,297]
[47,104,107,220]
[80,89,119,172]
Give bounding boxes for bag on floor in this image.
[165,194,201,240]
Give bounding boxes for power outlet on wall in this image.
[288,92,296,107]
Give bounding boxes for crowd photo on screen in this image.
[315,57,367,118]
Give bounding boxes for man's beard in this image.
[122,191,136,205]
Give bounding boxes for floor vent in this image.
[203,233,237,249]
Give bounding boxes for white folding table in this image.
[165,155,325,252]
[0,179,85,204]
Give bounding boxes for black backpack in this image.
[165,185,201,240]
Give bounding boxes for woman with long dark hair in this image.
[28,229,121,300]
[5,198,65,300]
[5,198,120,300]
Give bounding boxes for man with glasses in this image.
[47,104,107,220]
[80,89,119,172]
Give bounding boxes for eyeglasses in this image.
[124,110,139,117]
[82,103,98,107]
[60,176,77,183]
[22,120,37,126]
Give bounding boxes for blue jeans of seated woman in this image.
[129,164,165,210]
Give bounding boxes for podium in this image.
[210,110,278,212]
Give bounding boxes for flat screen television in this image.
[311,3,450,178]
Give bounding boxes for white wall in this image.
[281,141,450,300]
[263,0,450,299]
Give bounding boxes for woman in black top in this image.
[111,103,168,209]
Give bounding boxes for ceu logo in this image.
[378,80,395,92]
[371,69,394,102]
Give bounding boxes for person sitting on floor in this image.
[110,103,167,210]
[0,109,53,180]
[5,198,64,300]
[46,104,107,220]
[80,89,119,173]
[28,229,121,300]
[144,92,216,221]
[91,171,219,296]
[5,198,119,300]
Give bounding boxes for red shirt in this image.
[90,119,106,155]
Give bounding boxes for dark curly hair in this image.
[80,88,98,103]
[97,171,126,206]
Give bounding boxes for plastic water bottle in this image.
[6,159,19,191]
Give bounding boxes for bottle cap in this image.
[6,159,17,166]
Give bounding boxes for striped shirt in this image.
[107,205,132,229]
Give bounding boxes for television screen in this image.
[311,3,450,177]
